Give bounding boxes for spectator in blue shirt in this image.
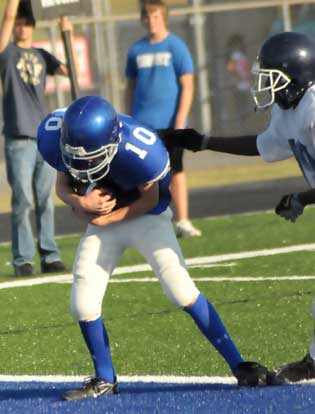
[125,0,201,238]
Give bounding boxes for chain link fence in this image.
[35,1,315,135]
[2,0,315,171]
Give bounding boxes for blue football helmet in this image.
[61,96,122,183]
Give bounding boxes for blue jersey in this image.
[38,110,171,215]
[125,33,194,129]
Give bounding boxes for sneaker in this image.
[41,260,68,274]
[273,353,315,383]
[14,263,33,277]
[175,219,202,238]
[235,361,285,386]
[63,376,118,400]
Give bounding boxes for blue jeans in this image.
[5,136,61,266]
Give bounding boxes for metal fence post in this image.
[104,0,121,111]
[191,0,212,134]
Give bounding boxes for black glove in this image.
[275,193,305,223]
[157,128,206,152]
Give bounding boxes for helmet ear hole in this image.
[275,80,301,109]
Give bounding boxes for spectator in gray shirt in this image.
[0,0,74,276]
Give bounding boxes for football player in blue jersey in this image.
[38,95,279,400]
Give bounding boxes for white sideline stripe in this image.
[109,276,315,283]
[184,243,315,266]
[112,243,315,274]
[0,374,315,386]
[2,275,315,290]
[0,275,73,289]
[2,242,315,290]
[187,262,236,269]
[0,374,232,384]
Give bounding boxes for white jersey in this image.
[257,85,315,187]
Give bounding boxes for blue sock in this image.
[185,293,243,372]
[79,317,115,383]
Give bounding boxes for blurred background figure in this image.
[226,34,250,94]
[0,0,73,276]
[225,34,251,130]
[125,0,201,238]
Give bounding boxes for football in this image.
[71,178,140,210]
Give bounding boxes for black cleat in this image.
[14,263,34,277]
[235,361,285,387]
[273,354,315,383]
[41,260,68,274]
[63,377,118,400]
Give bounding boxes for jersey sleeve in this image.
[256,107,293,162]
[129,127,170,186]
[110,116,170,189]
[171,36,194,76]
[37,109,67,171]
[37,48,62,75]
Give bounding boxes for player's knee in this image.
[167,290,200,308]
[160,267,200,308]
[70,300,102,322]
[70,282,102,321]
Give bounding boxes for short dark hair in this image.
[140,0,169,27]
[16,1,36,27]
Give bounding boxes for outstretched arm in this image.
[298,188,315,206]
[0,0,19,53]
[204,135,259,156]
[158,128,259,156]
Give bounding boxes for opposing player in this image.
[164,31,315,383]
[38,95,279,400]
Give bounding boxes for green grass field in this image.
[1,207,315,378]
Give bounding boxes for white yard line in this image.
[1,243,315,290]
[0,373,314,385]
[1,275,315,290]
[112,243,315,275]
[109,276,315,283]
[0,374,237,384]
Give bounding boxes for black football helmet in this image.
[251,32,315,110]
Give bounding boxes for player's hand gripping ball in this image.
[72,179,141,215]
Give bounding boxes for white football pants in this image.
[71,208,200,321]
